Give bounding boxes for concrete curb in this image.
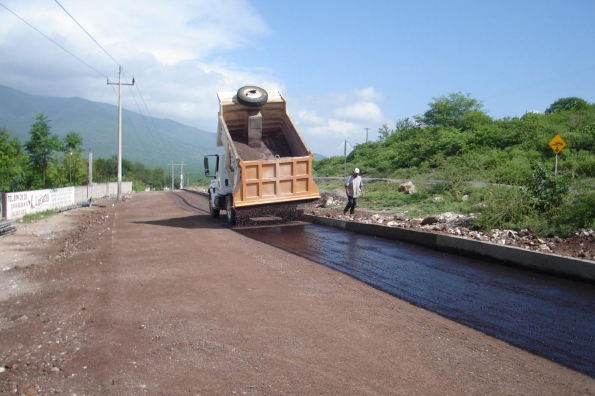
[304,214,595,283]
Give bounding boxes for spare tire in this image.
[236,86,268,107]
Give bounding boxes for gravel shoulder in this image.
[0,191,594,395]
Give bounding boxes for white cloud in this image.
[291,88,392,150]
[327,87,386,105]
[0,0,274,129]
[305,118,361,138]
[0,1,392,156]
[333,102,384,123]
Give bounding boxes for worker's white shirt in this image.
[346,175,363,198]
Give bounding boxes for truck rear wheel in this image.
[226,195,236,225]
[236,86,268,107]
[209,193,220,218]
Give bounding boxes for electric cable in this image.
[0,2,108,79]
[53,0,121,68]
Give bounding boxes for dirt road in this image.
[1,191,594,395]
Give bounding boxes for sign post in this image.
[548,135,566,175]
[337,140,353,181]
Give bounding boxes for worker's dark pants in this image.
[344,196,357,214]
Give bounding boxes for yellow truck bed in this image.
[216,90,320,208]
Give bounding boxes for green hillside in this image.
[0,84,220,172]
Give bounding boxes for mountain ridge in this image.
[0,84,219,170]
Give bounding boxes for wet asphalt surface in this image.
[237,223,595,378]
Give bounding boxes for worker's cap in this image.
[354,168,360,174]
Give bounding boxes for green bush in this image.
[474,187,534,231]
[525,165,572,212]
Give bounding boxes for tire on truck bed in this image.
[236,86,268,107]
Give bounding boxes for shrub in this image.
[525,165,572,212]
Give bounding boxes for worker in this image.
[344,168,364,216]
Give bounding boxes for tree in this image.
[0,128,29,191]
[63,131,83,153]
[378,124,393,141]
[63,132,84,185]
[24,113,63,188]
[545,97,589,115]
[417,92,490,130]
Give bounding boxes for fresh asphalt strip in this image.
[304,214,595,284]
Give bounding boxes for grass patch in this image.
[21,209,57,223]
[321,180,479,218]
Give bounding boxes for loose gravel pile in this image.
[231,132,294,161]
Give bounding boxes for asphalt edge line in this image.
[304,214,595,283]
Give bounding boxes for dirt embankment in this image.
[0,201,112,395]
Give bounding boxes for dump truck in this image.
[204,86,320,225]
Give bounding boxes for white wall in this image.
[2,182,133,219]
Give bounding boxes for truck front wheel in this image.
[209,193,220,218]
[226,195,236,225]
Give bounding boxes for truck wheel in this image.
[226,195,236,225]
[236,86,268,107]
[209,193,220,218]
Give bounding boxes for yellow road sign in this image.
[549,135,566,154]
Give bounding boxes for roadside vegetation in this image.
[1,113,172,192]
[21,209,57,223]
[314,94,595,237]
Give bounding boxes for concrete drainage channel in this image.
[304,214,595,283]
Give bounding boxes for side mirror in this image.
[204,156,210,177]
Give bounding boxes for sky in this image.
[0,0,594,157]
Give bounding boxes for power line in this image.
[132,79,169,149]
[0,2,108,78]
[5,0,172,162]
[52,1,171,157]
[122,75,160,146]
[53,0,121,69]
[53,1,173,158]
[108,85,144,148]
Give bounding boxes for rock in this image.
[398,182,416,194]
[386,221,397,227]
[394,213,407,221]
[432,197,444,203]
[462,194,470,201]
[6,362,19,370]
[25,388,38,396]
[421,216,439,225]
[51,366,61,372]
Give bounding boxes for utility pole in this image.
[337,140,352,181]
[180,159,184,189]
[365,127,370,143]
[69,150,72,184]
[167,161,184,190]
[342,140,347,180]
[87,147,92,199]
[107,66,134,201]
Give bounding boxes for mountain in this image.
[0,84,220,172]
